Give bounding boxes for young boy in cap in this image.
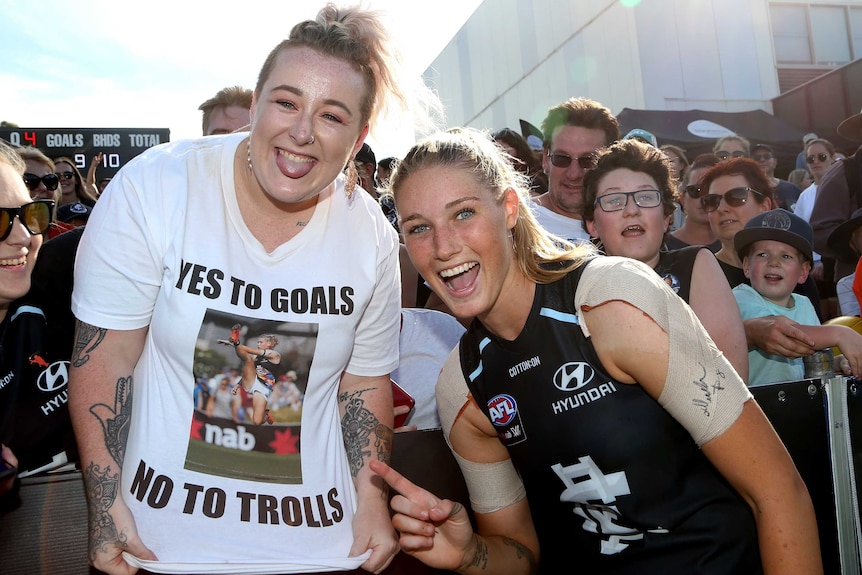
[733,209,861,385]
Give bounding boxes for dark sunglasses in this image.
[56,171,76,182]
[547,150,597,170]
[751,153,773,161]
[700,187,764,212]
[806,153,829,164]
[715,150,746,160]
[0,200,54,241]
[23,173,60,192]
[683,185,704,198]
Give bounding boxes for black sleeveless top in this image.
[654,245,706,304]
[459,263,761,574]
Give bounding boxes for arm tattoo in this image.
[468,536,489,570]
[73,322,107,367]
[89,376,133,466]
[84,462,128,563]
[501,537,538,574]
[339,388,392,478]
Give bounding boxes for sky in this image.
[0,0,482,159]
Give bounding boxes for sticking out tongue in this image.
[277,151,315,179]
[446,264,479,292]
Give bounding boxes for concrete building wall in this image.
[426,0,861,133]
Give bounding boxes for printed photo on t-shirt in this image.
[185,309,318,484]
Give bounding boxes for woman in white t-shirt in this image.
[794,138,837,279]
[68,6,439,575]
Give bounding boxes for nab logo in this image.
[553,362,595,392]
[487,394,518,427]
[36,361,70,393]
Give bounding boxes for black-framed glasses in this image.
[683,185,704,198]
[594,189,663,212]
[22,173,60,192]
[715,150,746,160]
[700,187,764,212]
[0,200,54,241]
[751,153,773,161]
[56,171,76,182]
[547,150,597,170]
[806,153,829,164]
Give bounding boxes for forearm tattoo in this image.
[84,462,128,562]
[502,537,538,575]
[90,376,134,466]
[468,536,489,570]
[339,388,392,478]
[73,322,107,367]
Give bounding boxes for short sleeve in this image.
[72,165,166,330]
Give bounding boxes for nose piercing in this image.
[308,135,315,144]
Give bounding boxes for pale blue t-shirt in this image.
[733,283,820,386]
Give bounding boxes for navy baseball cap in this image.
[734,209,813,263]
[56,202,93,224]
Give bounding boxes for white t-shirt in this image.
[837,274,861,317]
[793,184,821,263]
[733,284,820,386]
[72,133,400,573]
[392,308,465,430]
[532,203,592,245]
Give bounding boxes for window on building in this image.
[772,5,811,64]
[771,3,859,65]
[811,6,851,64]
[852,7,862,56]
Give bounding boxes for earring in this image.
[247,141,253,172]
[345,161,358,200]
[509,230,517,254]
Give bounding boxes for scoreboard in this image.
[0,127,170,181]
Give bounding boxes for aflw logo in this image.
[553,362,595,392]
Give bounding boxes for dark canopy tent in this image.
[617,108,809,177]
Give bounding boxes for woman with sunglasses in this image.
[665,153,721,251]
[17,146,59,204]
[701,158,823,358]
[372,127,820,574]
[582,140,748,382]
[794,139,838,315]
[0,140,75,512]
[17,147,76,239]
[53,156,98,207]
[68,6,438,574]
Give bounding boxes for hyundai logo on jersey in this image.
[35,360,69,393]
[487,393,527,445]
[553,362,595,392]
